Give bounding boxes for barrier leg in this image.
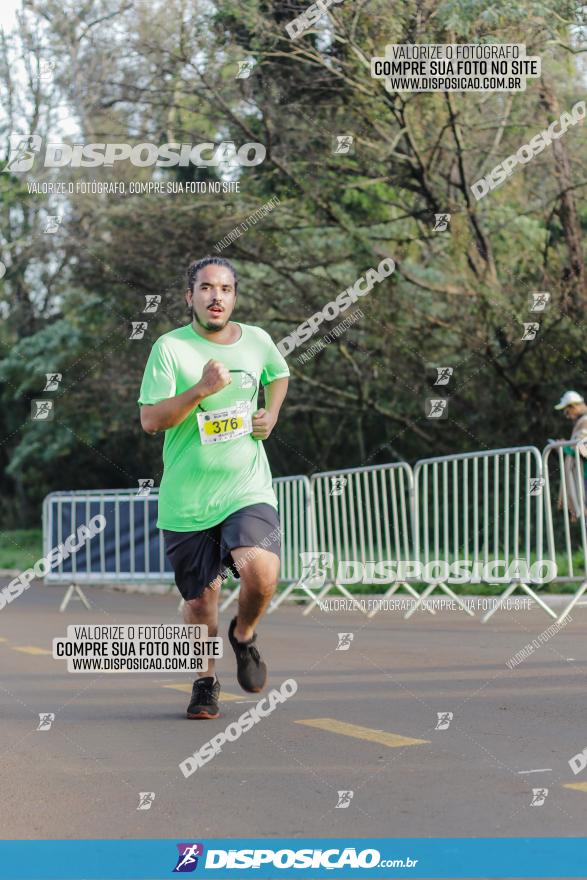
[482,582,557,623]
[269,580,298,612]
[557,579,587,622]
[219,584,241,612]
[59,583,91,612]
[481,582,517,622]
[367,581,435,619]
[436,583,475,617]
[268,578,319,613]
[405,582,474,620]
[301,579,337,615]
[329,583,369,617]
[403,583,436,619]
[302,581,369,616]
[518,583,558,619]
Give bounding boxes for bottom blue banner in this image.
[0,837,586,879]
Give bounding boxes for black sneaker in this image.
[186,676,220,719]
[228,617,267,693]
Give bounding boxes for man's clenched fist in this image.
[252,408,277,440]
[197,359,231,398]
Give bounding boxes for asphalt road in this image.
[1,579,586,873]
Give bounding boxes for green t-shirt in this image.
[138,322,289,531]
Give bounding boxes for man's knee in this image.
[254,576,278,598]
[242,559,280,596]
[184,589,217,616]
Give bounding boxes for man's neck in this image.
[191,320,240,344]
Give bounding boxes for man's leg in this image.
[182,576,221,678]
[230,547,280,642]
[220,504,281,692]
[162,527,226,718]
[226,547,280,692]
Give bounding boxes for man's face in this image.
[186,264,237,332]
[564,404,580,421]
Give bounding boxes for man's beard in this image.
[192,306,227,333]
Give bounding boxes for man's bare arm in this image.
[264,376,289,421]
[140,359,230,434]
[251,377,289,440]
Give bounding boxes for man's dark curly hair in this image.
[186,256,238,294]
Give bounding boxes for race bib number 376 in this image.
[197,401,252,444]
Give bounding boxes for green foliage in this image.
[0,0,586,526]
[0,529,42,570]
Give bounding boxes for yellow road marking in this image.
[295,718,429,748]
[563,782,587,792]
[13,646,52,656]
[162,683,242,701]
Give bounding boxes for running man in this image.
[138,256,289,718]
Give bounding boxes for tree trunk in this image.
[539,79,586,306]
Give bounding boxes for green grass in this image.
[0,529,43,571]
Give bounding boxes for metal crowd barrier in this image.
[412,446,553,623]
[42,444,586,620]
[271,462,420,618]
[43,488,173,610]
[542,439,587,621]
[43,476,311,611]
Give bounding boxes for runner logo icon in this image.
[300,551,333,586]
[435,711,453,730]
[530,788,548,806]
[336,790,354,808]
[2,134,42,173]
[173,843,204,872]
[336,633,354,651]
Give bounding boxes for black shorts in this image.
[162,503,281,600]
